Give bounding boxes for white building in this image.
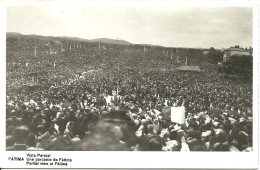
[223,47,251,62]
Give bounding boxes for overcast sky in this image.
[7,6,252,49]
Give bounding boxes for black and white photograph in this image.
[1,0,259,169]
[5,4,254,151]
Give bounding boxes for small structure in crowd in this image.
[175,66,201,72]
[223,45,251,62]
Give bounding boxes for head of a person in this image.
[13,125,29,144]
[10,109,16,117]
[222,122,232,132]
[111,125,123,140]
[26,133,36,147]
[161,119,169,129]
[147,124,157,135]
[37,124,46,136]
[188,119,199,130]
[66,121,75,131]
[6,135,15,147]
[146,136,162,151]
[153,118,159,125]
[141,119,148,126]
[173,123,182,130]
[56,112,62,119]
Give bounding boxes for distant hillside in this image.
[7,32,22,36]
[7,32,86,42]
[6,32,132,46]
[139,43,164,48]
[59,36,89,42]
[6,32,211,52]
[90,38,131,45]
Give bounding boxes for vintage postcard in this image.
[0,0,259,169]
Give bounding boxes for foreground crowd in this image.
[6,47,253,151]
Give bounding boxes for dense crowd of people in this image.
[6,45,253,151]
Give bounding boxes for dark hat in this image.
[102,110,129,123]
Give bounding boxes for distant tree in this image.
[187,48,203,60]
[30,38,40,45]
[49,40,56,46]
[207,47,223,64]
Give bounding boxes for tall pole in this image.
[50,46,51,55]
[144,45,146,52]
[171,50,173,59]
[185,56,188,66]
[117,37,118,50]
[99,42,100,49]
[70,43,71,50]
[34,46,37,58]
[176,49,179,63]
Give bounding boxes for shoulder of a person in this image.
[6,146,15,150]
[6,118,12,122]
[177,129,185,133]
[26,147,44,151]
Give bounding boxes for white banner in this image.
[171,106,185,124]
